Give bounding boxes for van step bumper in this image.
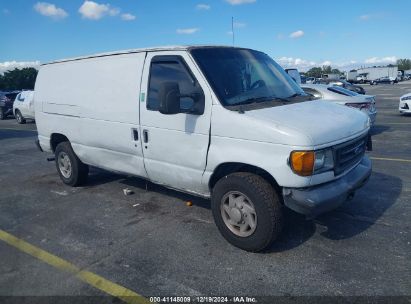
[282,156,372,218]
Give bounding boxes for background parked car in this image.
[301,84,377,126]
[370,76,398,85]
[13,90,35,124]
[0,91,20,120]
[314,78,366,95]
[399,93,411,114]
[306,77,315,84]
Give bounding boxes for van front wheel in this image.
[211,172,283,252]
[55,141,89,186]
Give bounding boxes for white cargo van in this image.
[35,46,372,251]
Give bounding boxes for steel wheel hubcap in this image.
[220,191,257,237]
[58,152,72,178]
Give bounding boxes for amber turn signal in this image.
[290,151,315,176]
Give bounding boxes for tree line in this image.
[397,59,411,70]
[305,66,342,78]
[0,68,38,91]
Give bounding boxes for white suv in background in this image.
[399,93,411,114]
[301,84,377,126]
[13,90,35,124]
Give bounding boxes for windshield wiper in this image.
[286,92,314,101]
[286,93,306,98]
[233,96,289,106]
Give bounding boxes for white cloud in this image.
[276,57,317,71]
[365,56,397,64]
[225,0,256,5]
[78,1,119,20]
[359,13,386,21]
[276,56,398,72]
[34,2,68,20]
[3,8,10,14]
[176,28,199,34]
[196,4,210,10]
[0,61,41,74]
[359,14,370,20]
[121,13,135,21]
[289,30,304,39]
[321,60,332,66]
[233,22,246,28]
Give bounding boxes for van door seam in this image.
[139,51,149,177]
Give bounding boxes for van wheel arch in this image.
[50,133,70,152]
[209,163,281,196]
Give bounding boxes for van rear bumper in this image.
[282,156,372,218]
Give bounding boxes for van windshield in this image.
[190,47,308,108]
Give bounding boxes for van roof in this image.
[42,45,248,66]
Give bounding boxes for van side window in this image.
[147,57,202,112]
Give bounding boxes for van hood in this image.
[244,100,369,146]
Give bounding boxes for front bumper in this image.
[282,156,372,217]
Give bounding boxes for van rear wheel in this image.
[211,172,283,252]
[55,141,89,186]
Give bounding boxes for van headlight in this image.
[290,149,334,176]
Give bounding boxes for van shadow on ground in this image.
[0,129,37,140]
[88,169,401,253]
[314,171,401,241]
[119,176,211,210]
[370,125,390,136]
[269,171,401,253]
[85,168,125,187]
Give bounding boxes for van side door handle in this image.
[132,128,139,141]
[143,129,149,143]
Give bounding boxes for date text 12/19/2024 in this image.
[149,296,257,303]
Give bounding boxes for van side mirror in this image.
[158,81,205,115]
[159,82,181,115]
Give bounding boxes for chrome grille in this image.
[334,135,367,175]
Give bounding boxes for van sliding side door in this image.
[139,51,212,195]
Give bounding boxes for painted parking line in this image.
[0,127,37,132]
[371,157,411,163]
[0,229,150,304]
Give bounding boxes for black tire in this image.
[15,110,26,124]
[211,172,283,252]
[0,108,5,120]
[55,141,89,186]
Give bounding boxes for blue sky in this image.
[1,0,410,72]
